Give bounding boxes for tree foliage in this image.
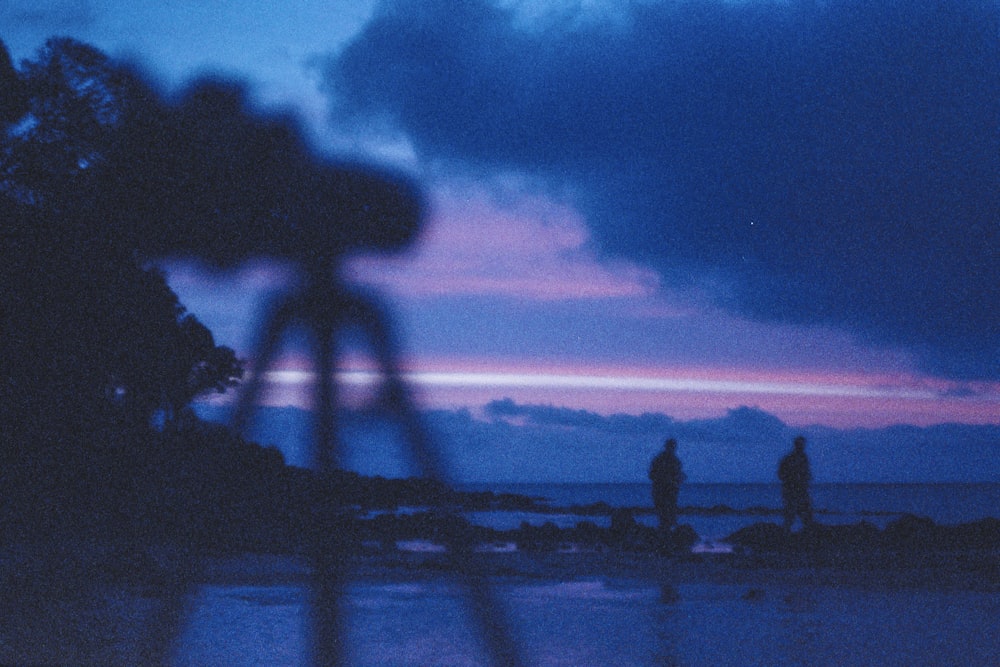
[1,38,126,208]
[0,37,242,457]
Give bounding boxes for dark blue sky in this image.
[5,0,999,434]
[327,0,1000,380]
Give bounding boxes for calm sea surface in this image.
[458,482,1000,540]
[464,482,1000,520]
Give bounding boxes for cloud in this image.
[346,178,661,300]
[196,399,1000,482]
[1,0,96,31]
[324,0,1000,379]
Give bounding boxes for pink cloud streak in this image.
[346,183,660,300]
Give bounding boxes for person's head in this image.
[793,435,806,452]
[664,438,677,452]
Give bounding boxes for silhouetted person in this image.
[649,438,685,533]
[778,436,814,531]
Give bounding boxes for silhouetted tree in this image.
[0,37,242,467]
[0,37,126,209]
[0,40,26,124]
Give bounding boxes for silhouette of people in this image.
[649,438,685,533]
[778,436,814,531]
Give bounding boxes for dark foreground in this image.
[7,512,1000,591]
[3,515,1000,665]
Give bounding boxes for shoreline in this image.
[188,547,1000,597]
[7,514,999,593]
[4,525,998,664]
[190,522,1000,595]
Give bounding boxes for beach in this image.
[176,546,1000,666]
[4,534,1000,666]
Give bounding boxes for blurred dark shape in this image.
[778,435,814,531]
[649,437,685,533]
[101,74,423,270]
[1,37,524,667]
[99,64,523,667]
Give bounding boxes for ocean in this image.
[458,482,1000,542]
[466,482,1000,523]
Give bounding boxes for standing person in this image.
[778,436,814,531]
[649,438,685,533]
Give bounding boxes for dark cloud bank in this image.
[325,0,1000,380]
[199,401,1000,483]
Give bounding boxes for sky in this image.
[4,0,999,479]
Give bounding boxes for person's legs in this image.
[663,490,679,530]
[655,505,670,533]
[798,497,814,528]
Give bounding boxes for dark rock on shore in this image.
[727,515,1000,556]
[348,507,699,555]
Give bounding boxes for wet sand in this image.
[197,541,1000,594]
[3,543,999,665]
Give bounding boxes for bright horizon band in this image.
[261,368,940,401]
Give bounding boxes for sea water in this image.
[459,482,1000,541]
[465,482,1000,522]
